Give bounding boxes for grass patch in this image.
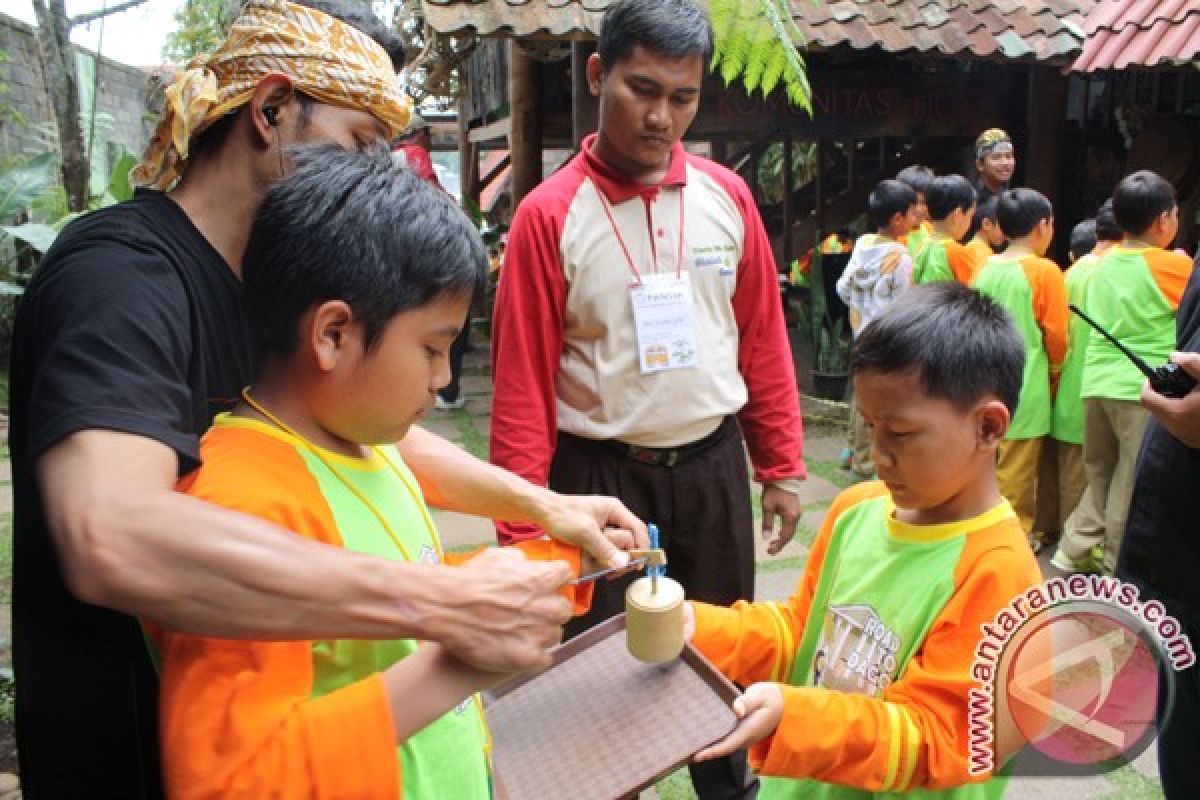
[1100,763,1165,800]
[0,512,10,603]
[805,458,857,490]
[450,408,488,460]
[655,767,699,800]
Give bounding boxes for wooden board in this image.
[485,614,740,800]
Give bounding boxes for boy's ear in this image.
[976,399,1010,449]
[310,300,356,373]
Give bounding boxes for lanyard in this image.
[240,388,442,563]
[596,186,686,286]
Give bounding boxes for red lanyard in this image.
[596,187,686,286]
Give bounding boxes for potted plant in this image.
[812,315,852,400]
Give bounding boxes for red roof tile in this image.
[1073,0,1200,70]
[420,0,1094,63]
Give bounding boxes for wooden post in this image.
[782,136,793,270]
[1024,65,1069,210]
[509,42,543,205]
[571,42,598,148]
[458,64,480,213]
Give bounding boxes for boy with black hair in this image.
[965,195,1005,273]
[971,188,1068,541]
[686,282,1041,799]
[1048,201,1123,559]
[896,164,934,258]
[148,148,602,797]
[913,174,977,285]
[1068,219,1097,263]
[1054,171,1192,575]
[836,179,918,478]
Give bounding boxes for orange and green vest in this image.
[973,254,1053,440]
[1052,253,1103,443]
[1082,246,1178,402]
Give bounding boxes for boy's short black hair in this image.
[867,179,917,230]
[1095,198,1122,242]
[244,146,485,359]
[926,175,977,221]
[965,195,999,241]
[895,165,934,196]
[1070,219,1097,260]
[598,0,713,70]
[1113,170,1176,236]
[191,0,405,159]
[852,282,1025,416]
[996,188,1053,239]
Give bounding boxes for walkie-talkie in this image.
[1069,304,1197,398]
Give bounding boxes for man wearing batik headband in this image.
[9,0,645,796]
[974,127,1017,204]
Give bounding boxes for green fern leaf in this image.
[759,42,787,98]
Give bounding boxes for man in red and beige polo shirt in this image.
[491,1,805,796]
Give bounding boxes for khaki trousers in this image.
[1059,398,1150,573]
[1033,439,1087,539]
[997,437,1042,536]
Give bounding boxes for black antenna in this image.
[1069,304,1156,379]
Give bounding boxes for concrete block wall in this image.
[0,11,158,163]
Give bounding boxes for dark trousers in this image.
[438,326,469,402]
[1158,630,1200,799]
[554,417,758,800]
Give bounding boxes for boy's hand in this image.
[694,682,784,762]
[761,485,802,556]
[538,492,650,570]
[1141,352,1200,448]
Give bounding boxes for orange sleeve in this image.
[158,432,400,798]
[691,483,887,687]
[445,540,593,615]
[1027,257,1069,380]
[946,242,976,284]
[1144,249,1194,309]
[750,530,1042,792]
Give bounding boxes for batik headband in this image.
[132,0,412,190]
[975,128,1013,162]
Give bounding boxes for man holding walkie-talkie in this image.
[1052,171,1192,576]
[1117,249,1200,800]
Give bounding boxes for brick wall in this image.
[0,11,159,162]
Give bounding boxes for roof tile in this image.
[1073,0,1200,70]
[419,0,1094,64]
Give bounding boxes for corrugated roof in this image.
[419,0,1095,63]
[1073,0,1200,71]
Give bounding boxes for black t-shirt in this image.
[1119,254,1200,629]
[8,190,253,797]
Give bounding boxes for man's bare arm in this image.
[38,429,572,670]
[400,424,649,565]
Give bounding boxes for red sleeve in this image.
[694,160,806,482]
[489,180,573,543]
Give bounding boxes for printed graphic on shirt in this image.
[418,543,438,565]
[812,603,901,696]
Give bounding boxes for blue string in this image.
[647,523,664,578]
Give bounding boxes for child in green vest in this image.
[1046,201,1123,562]
[1053,171,1192,575]
[146,148,603,798]
[912,175,978,285]
[684,282,1042,799]
[971,189,1068,544]
[896,164,934,260]
[964,195,1006,275]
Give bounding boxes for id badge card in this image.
[630,272,701,373]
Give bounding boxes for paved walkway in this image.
[425,347,1165,800]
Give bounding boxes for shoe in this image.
[839,447,852,470]
[1049,548,1096,574]
[434,394,466,410]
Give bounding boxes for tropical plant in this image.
[163,0,241,63]
[815,315,851,374]
[709,0,812,111]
